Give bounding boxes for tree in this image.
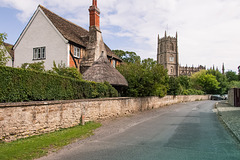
[178,75,191,90]
[228,81,240,89]
[207,69,228,94]
[112,50,141,63]
[226,71,238,82]
[191,70,220,94]
[0,33,10,66]
[168,77,181,95]
[117,58,169,97]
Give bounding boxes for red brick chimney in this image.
[89,0,100,29]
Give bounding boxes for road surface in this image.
[38,100,240,160]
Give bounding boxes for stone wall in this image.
[228,89,235,106]
[0,95,209,142]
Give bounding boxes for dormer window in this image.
[74,47,81,58]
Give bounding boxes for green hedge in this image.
[0,66,118,103]
[182,89,205,95]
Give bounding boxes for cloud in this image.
[1,0,240,71]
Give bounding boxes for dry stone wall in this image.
[0,95,209,142]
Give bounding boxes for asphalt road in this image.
[38,101,240,160]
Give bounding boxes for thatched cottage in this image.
[13,0,122,73]
[13,0,127,86]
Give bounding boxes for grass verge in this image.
[0,122,101,160]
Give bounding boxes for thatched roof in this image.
[3,42,14,59]
[83,54,128,86]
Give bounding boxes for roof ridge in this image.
[39,5,89,33]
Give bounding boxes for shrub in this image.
[21,61,45,72]
[50,61,82,80]
[0,66,118,103]
[182,89,205,95]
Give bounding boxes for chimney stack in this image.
[89,0,100,29]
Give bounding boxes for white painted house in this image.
[13,1,122,72]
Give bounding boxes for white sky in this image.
[0,0,239,72]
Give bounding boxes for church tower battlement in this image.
[157,31,206,76]
[157,31,179,76]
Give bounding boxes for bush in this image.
[21,61,45,72]
[182,89,205,95]
[228,81,240,89]
[0,66,118,103]
[49,61,82,80]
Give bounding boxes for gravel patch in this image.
[216,101,240,141]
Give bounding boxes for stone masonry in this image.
[0,95,209,142]
[157,31,206,77]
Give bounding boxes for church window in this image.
[170,55,174,62]
[171,43,174,51]
[171,66,174,73]
[160,44,163,52]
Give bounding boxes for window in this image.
[160,55,163,63]
[33,47,46,60]
[171,66,174,73]
[74,47,81,58]
[112,60,116,68]
[171,43,174,51]
[169,55,174,62]
[160,44,163,52]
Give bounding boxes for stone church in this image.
[157,31,205,76]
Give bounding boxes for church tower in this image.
[157,31,179,76]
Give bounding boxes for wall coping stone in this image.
[0,95,208,108]
[0,97,143,108]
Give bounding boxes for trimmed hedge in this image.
[0,66,118,103]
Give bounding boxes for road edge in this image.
[215,101,240,144]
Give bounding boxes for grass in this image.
[0,122,101,160]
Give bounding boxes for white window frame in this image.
[74,47,81,58]
[112,60,116,68]
[170,56,174,62]
[33,47,46,60]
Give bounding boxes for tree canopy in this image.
[190,70,220,94]
[112,50,141,63]
[225,71,238,82]
[207,69,228,94]
[117,58,169,97]
[0,33,10,66]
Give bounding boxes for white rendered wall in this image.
[14,10,68,70]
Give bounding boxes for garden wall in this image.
[0,95,210,142]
